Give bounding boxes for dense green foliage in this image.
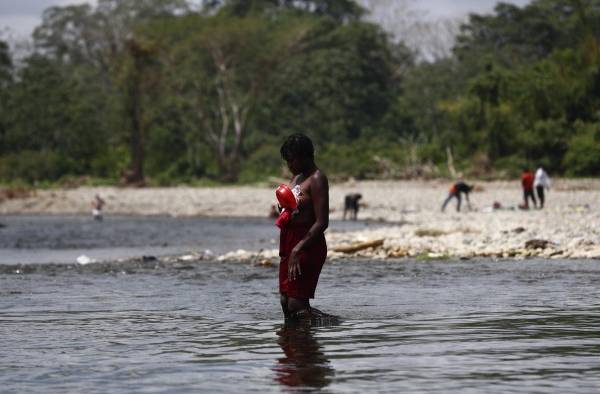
[0,0,599,184]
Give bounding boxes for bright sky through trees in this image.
[1,0,530,38]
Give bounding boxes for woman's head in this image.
[280,133,315,175]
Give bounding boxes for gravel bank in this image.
[1,179,599,260]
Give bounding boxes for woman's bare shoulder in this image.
[310,169,329,190]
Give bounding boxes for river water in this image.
[1,215,600,393]
[0,214,379,264]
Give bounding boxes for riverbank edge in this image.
[1,179,599,261]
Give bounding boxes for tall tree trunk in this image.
[127,82,145,184]
[122,40,147,186]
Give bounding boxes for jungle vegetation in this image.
[0,0,598,185]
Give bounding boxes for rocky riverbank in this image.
[1,179,599,260]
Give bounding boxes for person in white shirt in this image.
[534,166,551,209]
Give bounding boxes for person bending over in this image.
[343,193,362,220]
[441,181,473,212]
[278,133,329,320]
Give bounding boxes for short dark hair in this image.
[280,133,314,161]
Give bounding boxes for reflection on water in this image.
[274,321,334,389]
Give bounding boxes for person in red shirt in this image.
[521,168,537,209]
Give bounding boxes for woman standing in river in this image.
[277,134,329,320]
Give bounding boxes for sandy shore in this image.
[1,179,599,260]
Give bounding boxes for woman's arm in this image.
[288,172,329,281]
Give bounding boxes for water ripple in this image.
[2,259,600,393]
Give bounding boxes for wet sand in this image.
[1,179,599,260]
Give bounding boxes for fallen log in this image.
[333,239,385,254]
[525,239,552,249]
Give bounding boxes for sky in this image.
[1,0,531,40]
[414,0,530,19]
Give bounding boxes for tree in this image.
[0,40,11,86]
[0,40,13,156]
[33,0,190,71]
[31,0,192,184]
[117,39,158,184]
[563,121,600,175]
[453,0,600,69]
[258,20,402,146]
[2,55,116,180]
[150,12,317,181]
[210,0,364,21]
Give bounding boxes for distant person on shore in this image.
[91,194,105,221]
[520,168,536,209]
[269,204,279,219]
[441,181,473,212]
[534,166,551,209]
[343,193,362,220]
[277,133,329,321]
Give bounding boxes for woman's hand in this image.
[288,247,302,281]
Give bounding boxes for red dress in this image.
[279,223,327,299]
